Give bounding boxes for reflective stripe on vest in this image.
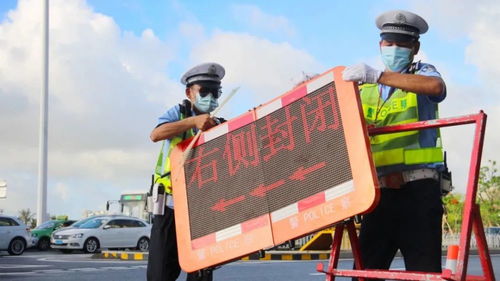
[153,112,194,194]
[360,83,443,167]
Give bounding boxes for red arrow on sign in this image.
[250,179,286,197]
[289,162,326,181]
[210,195,246,212]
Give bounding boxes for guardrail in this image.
[287,231,500,250]
[443,233,500,249]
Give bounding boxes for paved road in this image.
[1,250,498,280]
[0,250,146,281]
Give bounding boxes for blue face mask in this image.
[381,46,412,72]
[194,92,218,113]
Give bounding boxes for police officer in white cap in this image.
[148,62,226,281]
[343,10,447,278]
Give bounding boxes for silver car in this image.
[0,215,33,255]
[51,215,151,254]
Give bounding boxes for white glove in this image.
[342,63,382,84]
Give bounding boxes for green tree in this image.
[477,160,500,227]
[18,208,36,228]
[443,193,464,234]
[443,160,500,233]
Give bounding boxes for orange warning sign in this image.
[170,66,379,272]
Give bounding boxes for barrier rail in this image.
[317,112,496,281]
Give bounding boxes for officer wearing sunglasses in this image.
[183,64,224,114]
[148,62,225,281]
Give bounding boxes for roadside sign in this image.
[171,66,379,272]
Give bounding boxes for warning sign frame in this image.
[170,66,379,272]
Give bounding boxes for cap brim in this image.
[185,75,221,85]
[186,80,221,87]
[380,32,417,43]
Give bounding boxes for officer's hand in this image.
[193,114,217,131]
[342,63,382,84]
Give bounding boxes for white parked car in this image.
[50,216,151,254]
[0,215,33,255]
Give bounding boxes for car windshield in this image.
[78,218,107,229]
[71,217,95,228]
[35,221,55,229]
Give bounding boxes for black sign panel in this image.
[184,83,353,239]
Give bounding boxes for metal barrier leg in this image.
[326,223,344,281]
[316,223,344,281]
[346,220,364,276]
[317,220,366,281]
[472,204,496,281]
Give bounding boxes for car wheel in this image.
[83,238,99,253]
[136,237,149,252]
[8,238,26,255]
[37,237,51,251]
[60,249,73,254]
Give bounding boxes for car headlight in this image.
[72,233,84,238]
[31,233,38,237]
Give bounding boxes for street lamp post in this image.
[37,0,49,226]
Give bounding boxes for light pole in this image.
[37,0,49,226]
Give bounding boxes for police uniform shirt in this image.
[376,62,447,176]
[156,105,198,209]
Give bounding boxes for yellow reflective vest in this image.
[359,83,443,168]
[153,109,194,195]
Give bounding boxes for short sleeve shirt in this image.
[155,104,196,208]
[157,104,183,128]
[156,103,197,144]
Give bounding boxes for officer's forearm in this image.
[150,118,196,142]
[378,72,444,96]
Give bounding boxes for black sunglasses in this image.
[199,86,222,99]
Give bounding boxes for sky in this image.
[0,0,499,220]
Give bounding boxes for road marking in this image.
[103,266,134,270]
[0,264,50,269]
[0,272,35,276]
[0,265,146,276]
[3,253,91,258]
[68,267,101,272]
[37,257,147,264]
[33,269,67,274]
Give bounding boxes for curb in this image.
[93,250,334,261]
[92,249,500,261]
[241,251,331,261]
[92,250,148,261]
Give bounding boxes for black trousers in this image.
[355,179,443,281]
[147,206,213,281]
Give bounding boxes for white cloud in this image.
[0,0,322,219]
[189,31,322,118]
[411,0,497,39]
[409,0,500,193]
[179,21,206,43]
[0,0,178,218]
[231,4,296,37]
[414,1,500,93]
